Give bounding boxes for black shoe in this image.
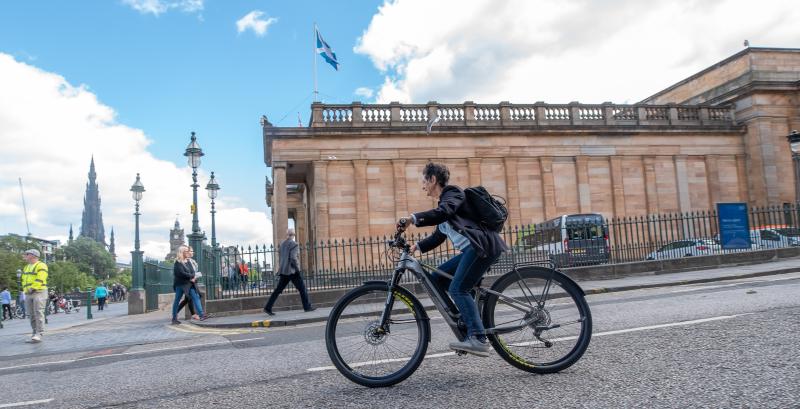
[171,319,181,325]
[304,307,317,312]
[263,308,274,316]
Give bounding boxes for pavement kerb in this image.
[194,267,800,329]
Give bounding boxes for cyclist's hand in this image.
[410,244,418,253]
[396,217,409,231]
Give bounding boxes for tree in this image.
[60,237,116,279]
[48,261,96,293]
[0,250,25,295]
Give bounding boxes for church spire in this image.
[68,224,74,242]
[109,227,116,260]
[79,157,106,245]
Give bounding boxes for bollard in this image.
[86,289,93,320]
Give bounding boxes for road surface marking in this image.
[307,313,747,372]
[0,337,264,371]
[0,398,54,408]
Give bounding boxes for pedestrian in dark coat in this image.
[171,245,205,324]
[263,229,315,315]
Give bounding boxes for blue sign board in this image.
[717,203,751,250]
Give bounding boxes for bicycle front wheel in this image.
[483,266,592,374]
[325,282,429,388]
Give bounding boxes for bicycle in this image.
[325,220,593,387]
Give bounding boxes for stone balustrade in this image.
[308,101,735,128]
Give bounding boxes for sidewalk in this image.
[194,256,800,329]
[0,301,129,336]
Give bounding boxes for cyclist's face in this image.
[422,176,439,199]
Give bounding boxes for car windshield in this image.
[774,228,800,237]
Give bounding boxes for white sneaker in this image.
[31,334,42,343]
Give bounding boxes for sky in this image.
[0,0,798,263]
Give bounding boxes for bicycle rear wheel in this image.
[483,266,592,374]
[325,282,429,387]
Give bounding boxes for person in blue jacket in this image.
[95,284,109,311]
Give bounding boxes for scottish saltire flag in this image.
[315,28,339,71]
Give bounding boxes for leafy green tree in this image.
[0,250,25,296]
[60,237,116,279]
[48,261,96,293]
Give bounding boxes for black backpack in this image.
[461,186,508,232]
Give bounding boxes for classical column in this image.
[504,157,521,226]
[735,154,750,204]
[609,156,626,218]
[704,155,721,208]
[353,160,370,238]
[539,157,556,219]
[312,161,329,241]
[273,162,288,244]
[673,155,691,213]
[392,159,408,219]
[643,156,659,214]
[575,155,591,213]
[467,157,482,186]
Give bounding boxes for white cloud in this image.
[0,53,272,263]
[355,0,800,104]
[354,87,375,100]
[236,11,278,37]
[122,0,204,16]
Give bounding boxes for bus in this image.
[516,213,610,268]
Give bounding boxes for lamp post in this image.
[205,172,220,299]
[16,269,24,319]
[129,173,145,314]
[788,130,800,203]
[184,132,206,263]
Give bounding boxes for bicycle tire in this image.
[483,266,592,374]
[325,282,430,388]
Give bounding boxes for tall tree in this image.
[59,237,116,279]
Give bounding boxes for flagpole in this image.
[313,23,319,102]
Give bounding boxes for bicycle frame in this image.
[378,243,557,341]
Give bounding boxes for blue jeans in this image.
[172,286,203,319]
[433,246,499,340]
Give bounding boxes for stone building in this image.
[263,47,800,247]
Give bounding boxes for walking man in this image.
[1,287,12,320]
[21,249,48,343]
[263,228,315,315]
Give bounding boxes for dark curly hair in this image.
[422,162,449,188]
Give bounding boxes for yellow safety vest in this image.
[22,261,48,293]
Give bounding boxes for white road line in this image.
[0,339,235,371]
[0,398,54,408]
[307,314,747,372]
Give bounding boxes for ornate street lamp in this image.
[205,172,220,247]
[16,269,24,318]
[184,132,206,262]
[205,172,220,299]
[788,130,800,203]
[130,174,145,294]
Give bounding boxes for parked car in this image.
[645,239,720,260]
[749,228,800,249]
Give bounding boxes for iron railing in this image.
[201,203,800,300]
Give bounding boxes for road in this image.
[0,273,798,408]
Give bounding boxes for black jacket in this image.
[173,260,195,292]
[413,185,508,259]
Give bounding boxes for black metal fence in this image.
[201,203,800,300]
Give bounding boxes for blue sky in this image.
[1,0,383,209]
[1,0,797,261]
